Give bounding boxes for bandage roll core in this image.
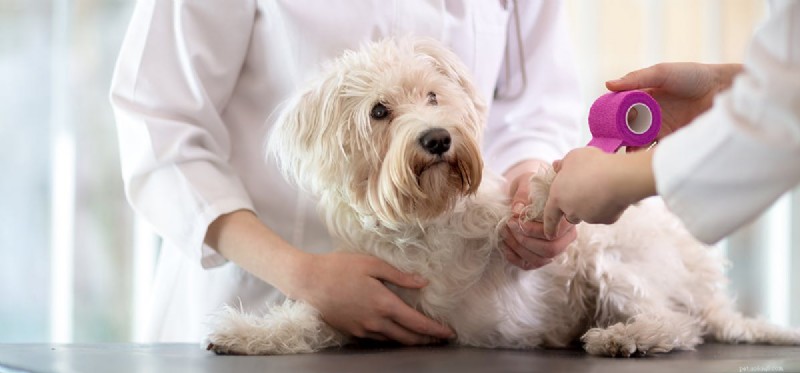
[587,90,661,153]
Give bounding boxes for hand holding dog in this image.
[293,251,455,345]
[205,210,453,346]
[501,161,577,270]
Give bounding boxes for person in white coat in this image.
[542,0,800,245]
[110,0,583,343]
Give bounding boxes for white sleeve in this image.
[483,0,583,175]
[110,0,257,268]
[653,0,800,244]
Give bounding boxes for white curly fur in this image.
[205,38,800,356]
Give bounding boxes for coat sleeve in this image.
[482,0,583,175]
[110,0,258,268]
[653,0,800,244]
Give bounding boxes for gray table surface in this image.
[0,342,798,373]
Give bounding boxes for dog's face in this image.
[271,38,487,228]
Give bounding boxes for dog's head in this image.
[270,38,487,228]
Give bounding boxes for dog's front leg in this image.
[581,310,703,357]
[206,300,347,355]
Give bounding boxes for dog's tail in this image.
[702,296,800,345]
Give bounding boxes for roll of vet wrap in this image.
[587,90,661,153]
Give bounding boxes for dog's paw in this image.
[519,166,556,223]
[205,301,346,355]
[582,326,639,357]
[205,339,248,356]
[204,306,293,355]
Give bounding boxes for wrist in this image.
[277,249,315,300]
[205,209,311,296]
[613,151,657,206]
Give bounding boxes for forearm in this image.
[204,210,310,297]
[612,150,657,206]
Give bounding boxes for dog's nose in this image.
[418,128,451,155]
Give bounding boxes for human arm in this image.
[544,0,800,243]
[539,60,745,234]
[110,0,258,268]
[502,160,577,269]
[204,210,454,344]
[110,0,452,344]
[651,0,800,243]
[487,1,582,269]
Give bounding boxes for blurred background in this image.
[0,0,796,343]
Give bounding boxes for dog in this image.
[205,38,800,356]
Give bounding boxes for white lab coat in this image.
[110,0,582,342]
[653,0,800,244]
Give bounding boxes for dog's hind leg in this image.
[205,300,347,355]
[701,296,800,346]
[581,309,704,357]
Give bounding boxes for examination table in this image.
[0,343,798,372]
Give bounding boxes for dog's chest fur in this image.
[328,184,698,348]
[327,176,593,347]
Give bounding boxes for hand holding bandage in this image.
[542,63,744,237]
[587,90,661,153]
[541,91,662,236]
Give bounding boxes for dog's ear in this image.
[268,73,346,194]
[412,38,487,120]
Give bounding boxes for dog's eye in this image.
[370,103,390,120]
[427,92,438,105]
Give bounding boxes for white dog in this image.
[206,38,799,357]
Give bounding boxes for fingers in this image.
[508,218,546,238]
[360,316,446,346]
[357,277,454,343]
[364,259,455,341]
[605,64,668,92]
[361,332,389,342]
[509,181,530,219]
[626,107,638,123]
[499,239,527,269]
[369,259,428,289]
[556,217,577,236]
[508,217,575,240]
[369,321,443,346]
[501,219,577,270]
[389,301,455,340]
[542,196,564,240]
[506,221,575,257]
[507,175,523,199]
[501,232,553,270]
[552,159,563,172]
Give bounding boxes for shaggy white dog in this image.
[206,38,800,357]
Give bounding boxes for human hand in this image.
[607,62,743,148]
[501,171,577,270]
[292,251,455,345]
[542,147,657,238]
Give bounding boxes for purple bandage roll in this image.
[587,90,662,153]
